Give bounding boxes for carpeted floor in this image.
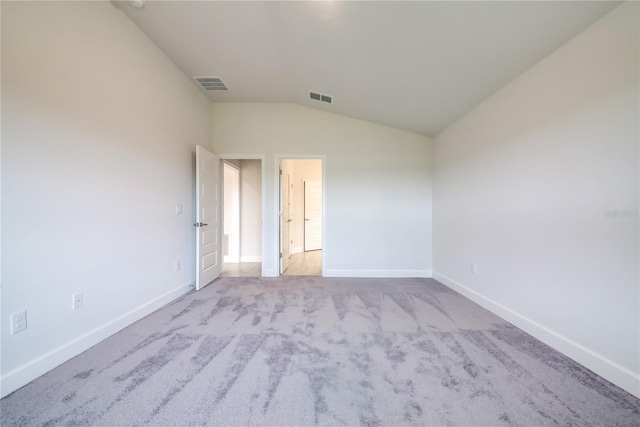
[1,276,638,426]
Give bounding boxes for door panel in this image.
[304,180,322,251]
[279,169,291,274]
[196,145,222,290]
[282,173,292,272]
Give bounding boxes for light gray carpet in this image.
[1,276,638,426]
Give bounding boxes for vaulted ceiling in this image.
[119,1,620,136]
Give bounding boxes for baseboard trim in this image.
[263,268,278,277]
[433,272,640,398]
[240,256,262,263]
[0,281,193,398]
[324,269,432,278]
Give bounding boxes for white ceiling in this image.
[119,1,620,136]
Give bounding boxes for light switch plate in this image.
[176,204,183,214]
[73,293,83,310]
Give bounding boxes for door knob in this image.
[305,218,311,221]
[193,222,209,227]
[287,219,293,223]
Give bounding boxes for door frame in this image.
[219,154,266,277]
[274,155,326,277]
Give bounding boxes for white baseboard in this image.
[263,268,278,277]
[324,269,432,278]
[0,281,193,398]
[240,256,262,263]
[433,272,640,399]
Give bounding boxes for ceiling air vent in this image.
[309,91,332,104]
[195,77,229,91]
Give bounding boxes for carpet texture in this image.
[1,276,638,426]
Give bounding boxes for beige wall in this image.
[433,2,639,396]
[223,163,240,262]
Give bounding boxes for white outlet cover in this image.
[175,261,181,271]
[176,204,183,214]
[10,311,27,334]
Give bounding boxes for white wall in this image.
[211,103,433,277]
[1,2,211,396]
[433,2,639,397]
[239,159,262,262]
[223,163,240,262]
[290,159,323,253]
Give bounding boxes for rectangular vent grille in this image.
[195,77,229,91]
[309,91,332,104]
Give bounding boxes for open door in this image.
[280,170,292,273]
[304,179,322,251]
[278,167,291,274]
[195,145,222,290]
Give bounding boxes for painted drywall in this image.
[211,103,433,277]
[433,2,639,396]
[223,163,240,262]
[1,1,211,396]
[290,159,323,254]
[239,159,262,262]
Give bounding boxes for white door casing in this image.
[304,180,322,251]
[196,145,222,290]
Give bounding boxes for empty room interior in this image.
[1,1,638,425]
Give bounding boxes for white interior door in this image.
[195,145,222,290]
[287,173,293,260]
[304,180,322,251]
[281,172,292,273]
[279,169,290,273]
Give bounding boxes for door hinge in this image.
[279,169,282,176]
[280,252,283,258]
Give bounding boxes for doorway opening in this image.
[221,159,263,277]
[279,158,323,276]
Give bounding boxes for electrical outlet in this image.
[471,262,477,274]
[73,293,83,310]
[10,311,27,334]
[176,204,183,215]
[175,260,181,271]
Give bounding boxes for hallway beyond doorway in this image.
[283,250,322,276]
[221,262,261,277]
